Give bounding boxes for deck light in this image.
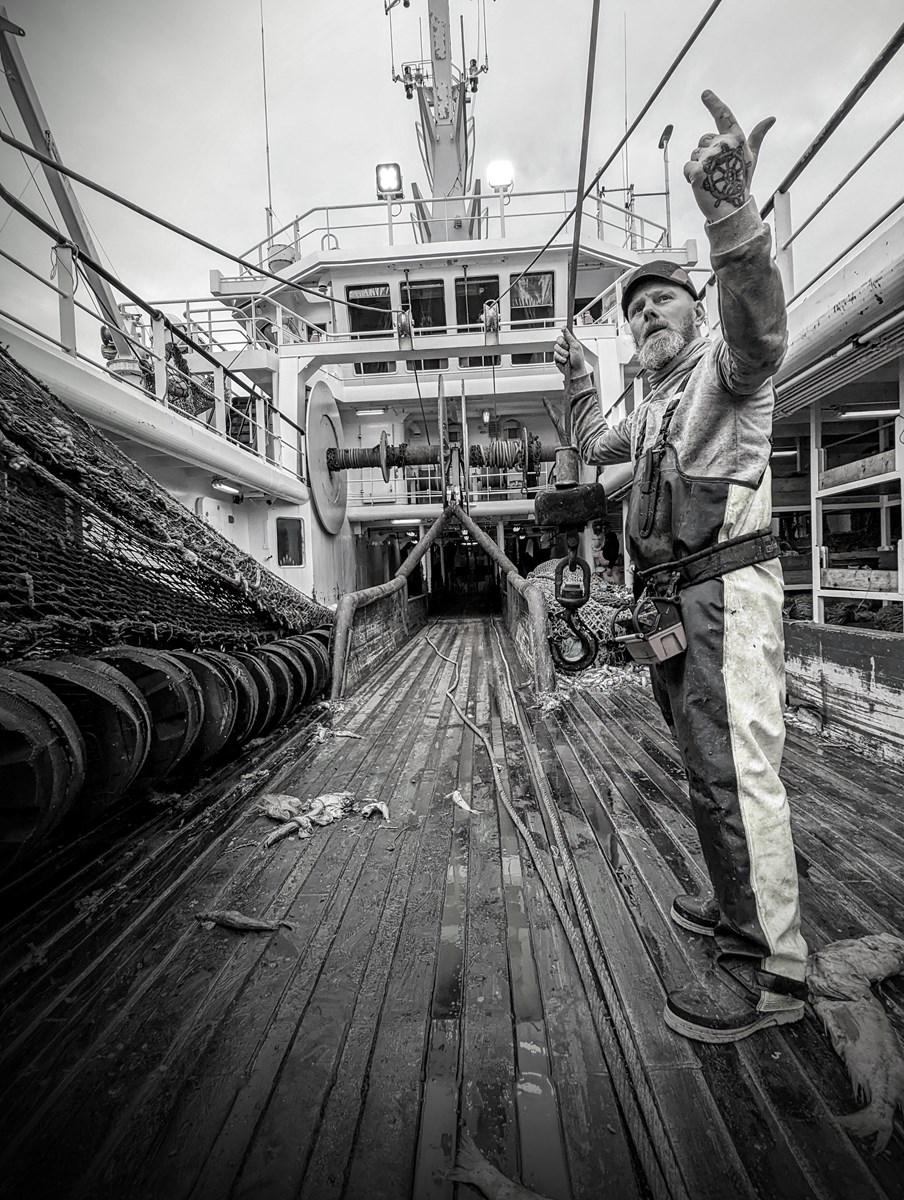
[211,477,242,496]
[376,162,404,200]
[358,408,386,416]
[487,160,514,193]
[481,408,491,424]
[770,449,797,458]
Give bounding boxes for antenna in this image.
[259,0,274,240]
[622,13,629,194]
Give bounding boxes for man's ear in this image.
[693,300,706,328]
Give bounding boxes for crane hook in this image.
[549,607,599,674]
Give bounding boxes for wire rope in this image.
[411,359,431,445]
[495,0,724,310]
[782,109,904,251]
[789,191,904,304]
[0,129,405,321]
[0,102,58,229]
[2,182,309,444]
[563,0,602,442]
[388,0,397,77]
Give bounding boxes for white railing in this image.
[234,188,668,278]
[0,243,306,483]
[346,462,554,507]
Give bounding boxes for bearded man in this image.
[554,90,808,1042]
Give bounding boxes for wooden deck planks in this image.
[488,651,646,1200]
[2,617,903,1200]
[541,672,904,1199]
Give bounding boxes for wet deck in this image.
[0,617,902,1200]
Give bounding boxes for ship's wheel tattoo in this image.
[701,145,749,209]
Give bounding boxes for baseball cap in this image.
[620,260,698,317]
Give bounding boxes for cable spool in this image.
[199,651,260,748]
[168,650,238,768]
[300,635,331,696]
[483,439,522,470]
[15,656,152,817]
[94,646,204,780]
[304,626,333,651]
[232,651,279,738]
[282,634,330,701]
[258,643,309,711]
[0,668,86,872]
[239,649,295,734]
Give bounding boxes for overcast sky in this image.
[1,0,903,326]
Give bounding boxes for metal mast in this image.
[0,8,131,354]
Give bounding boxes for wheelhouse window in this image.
[510,271,554,364]
[455,275,500,367]
[276,517,305,567]
[400,278,447,371]
[347,283,395,375]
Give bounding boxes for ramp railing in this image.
[330,505,555,700]
[330,510,449,700]
[450,505,556,694]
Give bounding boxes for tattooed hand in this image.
[683,90,775,221]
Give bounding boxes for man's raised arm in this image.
[685,90,787,395]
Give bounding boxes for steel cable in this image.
[0,129,405,320]
[496,0,724,311]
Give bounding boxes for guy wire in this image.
[0,130,405,321]
[496,0,724,310]
[564,0,602,443]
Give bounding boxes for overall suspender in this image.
[635,385,685,539]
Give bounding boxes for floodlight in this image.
[836,408,900,419]
[486,160,514,192]
[376,162,404,200]
[211,477,242,496]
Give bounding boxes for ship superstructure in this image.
[0,5,903,1198]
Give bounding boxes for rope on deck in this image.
[425,628,692,1200]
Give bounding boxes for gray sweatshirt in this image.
[569,197,787,572]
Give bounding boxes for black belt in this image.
[636,529,780,591]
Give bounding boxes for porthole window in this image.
[277,517,305,567]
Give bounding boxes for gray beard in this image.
[637,328,688,371]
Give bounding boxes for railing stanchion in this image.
[55,243,77,357]
[254,392,268,458]
[151,312,168,401]
[773,189,795,297]
[213,365,227,435]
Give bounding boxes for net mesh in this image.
[0,348,332,662]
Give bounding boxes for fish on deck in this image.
[808,933,904,1153]
[448,1130,552,1200]
[194,909,293,933]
